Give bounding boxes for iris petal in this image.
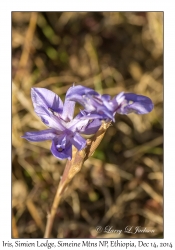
[32,105,65,131]
[61,99,75,122]
[117,93,154,115]
[69,132,86,150]
[79,119,101,135]
[68,117,89,132]
[66,85,99,110]
[51,136,72,160]
[22,129,56,142]
[31,88,63,116]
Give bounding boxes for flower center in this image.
[57,147,63,152]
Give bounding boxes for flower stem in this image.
[44,121,111,238]
[44,149,85,238]
[43,187,62,238]
[43,160,70,238]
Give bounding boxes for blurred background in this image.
[12,12,163,238]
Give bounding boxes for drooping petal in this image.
[79,119,102,135]
[69,132,86,151]
[22,129,56,142]
[111,92,125,112]
[96,107,115,121]
[67,85,99,100]
[51,135,72,160]
[67,111,101,133]
[66,85,99,111]
[67,85,116,120]
[67,109,102,134]
[68,114,89,132]
[80,107,114,121]
[116,93,154,115]
[76,110,113,123]
[101,94,113,111]
[31,88,63,116]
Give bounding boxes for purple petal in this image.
[97,108,114,121]
[34,106,66,131]
[100,95,114,112]
[117,93,154,115]
[66,85,99,111]
[67,110,101,134]
[82,108,114,121]
[42,115,66,131]
[67,85,115,120]
[69,132,86,150]
[31,88,63,116]
[79,110,114,122]
[68,111,101,133]
[68,115,89,132]
[51,135,72,160]
[61,99,75,122]
[101,94,111,102]
[31,98,66,131]
[111,92,125,112]
[22,129,56,142]
[67,85,99,99]
[79,119,102,135]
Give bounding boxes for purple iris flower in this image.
[66,85,154,121]
[22,87,101,160]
